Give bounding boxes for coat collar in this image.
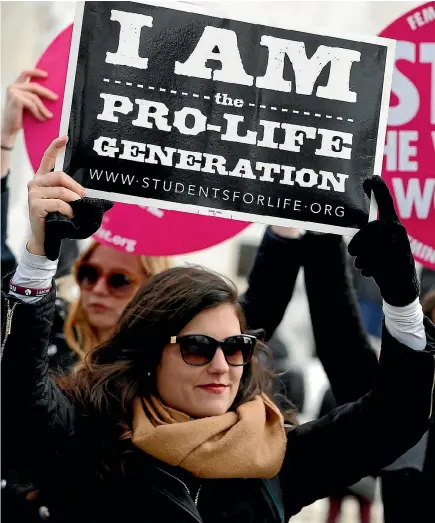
[127,451,285,523]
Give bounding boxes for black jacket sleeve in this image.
[280,321,435,518]
[1,174,17,276]
[303,233,379,403]
[1,278,75,472]
[240,227,303,341]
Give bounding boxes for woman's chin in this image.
[86,311,117,331]
[186,399,233,418]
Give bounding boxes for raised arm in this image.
[240,227,304,341]
[279,177,435,518]
[280,322,435,517]
[1,69,57,275]
[303,233,379,403]
[1,68,57,177]
[1,284,75,442]
[1,136,86,473]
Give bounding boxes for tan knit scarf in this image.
[131,394,286,479]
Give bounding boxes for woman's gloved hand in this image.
[348,176,419,307]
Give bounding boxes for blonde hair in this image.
[64,241,173,360]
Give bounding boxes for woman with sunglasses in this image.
[1,75,172,523]
[21,244,173,375]
[0,68,172,373]
[64,243,172,361]
[2,136,435,523]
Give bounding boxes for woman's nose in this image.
[208,348,230,373]
[91,276,110,296]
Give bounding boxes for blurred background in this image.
[1,2,432,522]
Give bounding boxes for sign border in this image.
[56,0,397,237]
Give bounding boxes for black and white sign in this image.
[57,1,395,235]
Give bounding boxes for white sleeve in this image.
[9,244,59,304]
[383,297,426,351]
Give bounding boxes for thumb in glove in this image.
[347,176,419,307]
[44,197,114,261]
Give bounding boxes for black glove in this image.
[347,176,419,307]
[44,197,114,261]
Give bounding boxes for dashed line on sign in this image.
[101,80,355,123]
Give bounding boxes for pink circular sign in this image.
[379,2,435,270]
[23,25,250,256]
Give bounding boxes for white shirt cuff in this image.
[383,297,426,351]
[9,244,58,303]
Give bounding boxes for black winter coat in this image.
[1,227,300,523]
[2,267,435,522]
[301,233,435,521]
[1,175,16,277]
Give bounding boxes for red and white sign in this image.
[22,25,250,256]
[380,2,435,269]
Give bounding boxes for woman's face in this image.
[156,303,244,418]
[80,245,147,333]
[431,307,435,324]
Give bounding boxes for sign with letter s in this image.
[56,1,396,235]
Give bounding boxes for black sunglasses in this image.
[170,334,257,366]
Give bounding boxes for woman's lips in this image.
[88,304,109,313]
[198,385,229,395]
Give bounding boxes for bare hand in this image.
[271,226,305,239]
[1,69,58,146]
[27,136,86,256]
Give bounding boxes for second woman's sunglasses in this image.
[75,262,139,296]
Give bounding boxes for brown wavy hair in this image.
[64,241,173,359]
[56,266,296,476]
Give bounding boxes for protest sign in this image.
[56,1,395,235]
[23,24,250,256]
[380,2,435,270]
